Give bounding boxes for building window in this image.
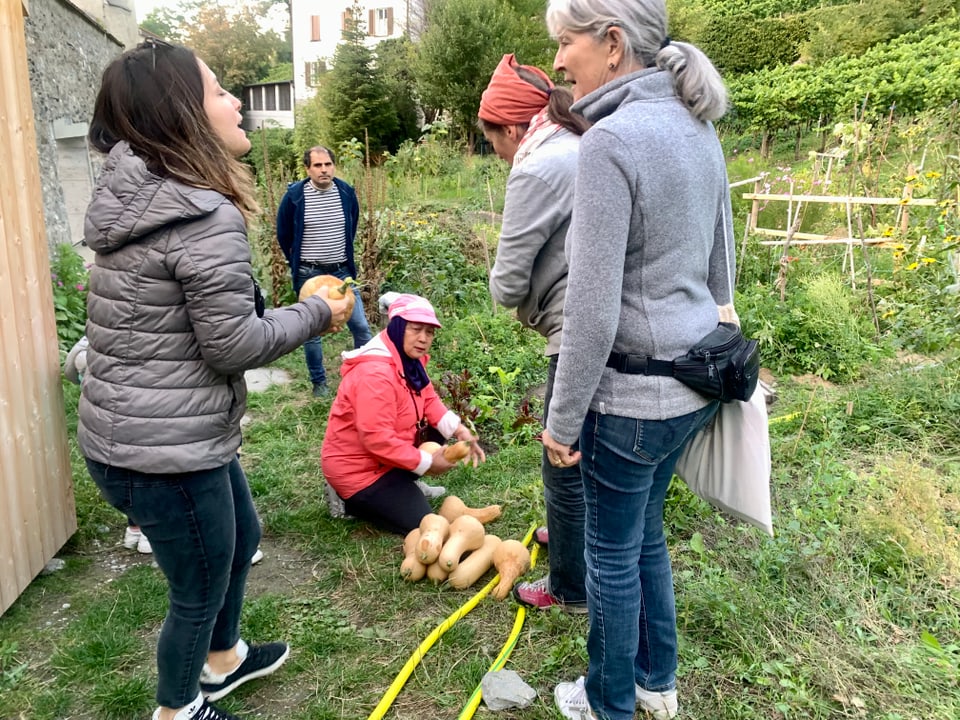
[310,15,320,42]
[304,60,327,88]
[251,87,263,111]
[368,7,394,37]
[278,83,291,111]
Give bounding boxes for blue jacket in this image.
[275,177,360,280]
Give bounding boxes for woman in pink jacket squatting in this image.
[321,294,486,534]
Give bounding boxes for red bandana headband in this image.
[478,53,554,126]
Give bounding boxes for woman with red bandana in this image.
[478,54,590,614]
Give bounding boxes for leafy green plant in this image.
[49,243,88,352]
[740,272,887,381]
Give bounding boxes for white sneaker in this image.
[636,684,679,719]
[152,691,204,720]
[137,533,153,554]
[554,676,597,720]
[325,482,352,519]
[251,548,264,565]
[415,479,446,499]
[122,526,141,549]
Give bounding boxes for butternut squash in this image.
[400,528,427,582]
[418,440,472,463]
[490,539,531,600]
[438,495,502,525]
[448,535,501,589]
[298,274,357,316]
[417,513,450,564]
[426,561,449,584]
[437,515,485,571]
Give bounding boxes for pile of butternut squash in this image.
[400,495,530,598]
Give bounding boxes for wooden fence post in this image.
[0,0,77,616]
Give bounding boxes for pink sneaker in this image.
[534,526,549,547]
[512,575,587,614]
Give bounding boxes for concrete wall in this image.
[23,0,123,250]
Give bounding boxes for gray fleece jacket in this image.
[79,142,332,473]
[546,68,735,445]
[489,129,580,356]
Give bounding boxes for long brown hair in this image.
[89,40,259,221]
[478,66,591,137]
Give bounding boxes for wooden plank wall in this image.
[0,0,78,616]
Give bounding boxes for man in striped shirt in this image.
[277,146,372,396]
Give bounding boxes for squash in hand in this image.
[418,440,472,463]
[437,515,485,572]
[298,273,357,317]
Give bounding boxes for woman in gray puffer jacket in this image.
[79,40,350,720]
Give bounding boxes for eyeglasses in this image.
[141,37,174,69]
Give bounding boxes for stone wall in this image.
[23,0,123,250]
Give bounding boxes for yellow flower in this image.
[925,171,941,179]
[881,227,893,237]
[904,175,918,182]
[921,257,936,264]
[906,262,920,270]
[899,198,911,205]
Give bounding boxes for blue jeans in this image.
[294,263,372,386]
[542,355,586,604]
[85,457,261,709]
[580,403,719,720]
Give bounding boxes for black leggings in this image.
[344,468,431,535]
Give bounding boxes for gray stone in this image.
[41,558,66,575]
[481,669,537,711]
[245,367,292,393]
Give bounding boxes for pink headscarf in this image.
[478,54,553,126]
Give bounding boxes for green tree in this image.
[800,0,926,66]
[415,0,516,143]
[142,1,289,98]
[320,2,399,156]
[376,37,422,153]
[185,3,285,98]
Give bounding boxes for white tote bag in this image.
[674,389,773,536]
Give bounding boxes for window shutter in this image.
[369,9,375,35]
[310,15,320,42]
[304,61,311,88]
[342,10,350,32]
[387,7,394,35]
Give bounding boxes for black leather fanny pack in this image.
[606,322,760,402]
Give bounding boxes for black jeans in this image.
[342,427,444,535]
[85,456,261,708]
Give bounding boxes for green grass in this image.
[3,351,958,719]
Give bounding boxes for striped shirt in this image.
[301,182,346,264]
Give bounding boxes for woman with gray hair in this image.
[539,1,735,718]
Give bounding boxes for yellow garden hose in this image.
[366,523,540,720]
[457,535,540,720]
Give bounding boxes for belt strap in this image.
[301,260,345,272]
[606,351,675,376]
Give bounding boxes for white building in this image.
[290,0,411,103]
[242,80,295,131]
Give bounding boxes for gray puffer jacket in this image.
[79,142,332,473]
